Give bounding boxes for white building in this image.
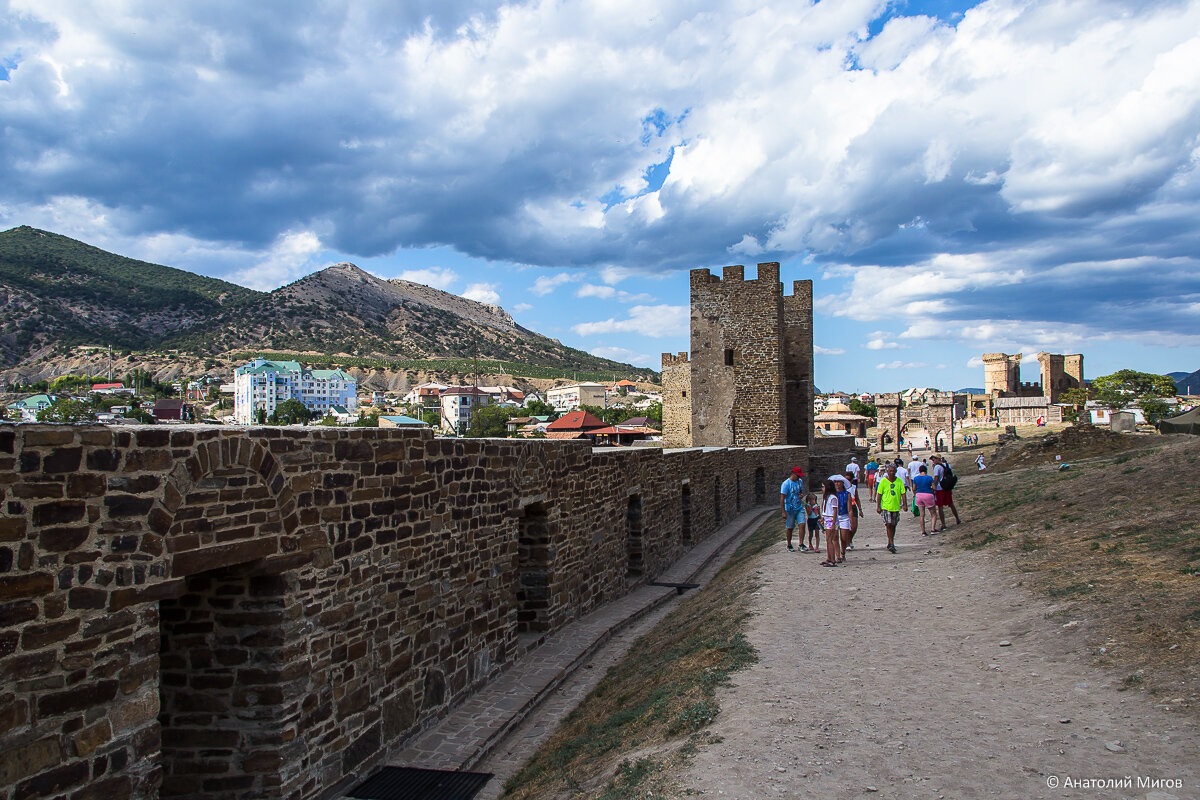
[439,386,492,435]
[233,359,357,424]
[401,382,449,408]
[546,382,607,413]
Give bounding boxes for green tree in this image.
[643,401,663,426]
[420,409,441,428]
[1091,370,1176,408]
[267,399,312,425]
[36,398,97,423]
[254,408,268,425]
[352,413,380,427]
[467,404,517,437]
[848,398,877,418]
[125,407,155,424]
[524,399,556,418]
[1138,397,1170,425]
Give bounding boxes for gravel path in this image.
[670,510,1200,800]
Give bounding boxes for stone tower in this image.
[662,262,814,448]
[983,352,1021,395]
[1038,352,1084,403]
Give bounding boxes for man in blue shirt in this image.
[780,466,806,551]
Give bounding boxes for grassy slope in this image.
[502,518,780,800]
[950,430,1200,711]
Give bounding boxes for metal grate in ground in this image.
[347,766,493,800]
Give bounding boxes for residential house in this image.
[546,382,607,413]
[439,386,492,435]
[6,394,58,422]
[401,383,448,410]
[90,382,134,395]
[233,359,357,424]
[153,398,194,422]
[378,415,430,428]
[588,424,659,446]
[479,386,526,407]
[543,409,607,440]
[814,401,870,437]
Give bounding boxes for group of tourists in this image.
[780,453,963,567]
[962,433,980,445]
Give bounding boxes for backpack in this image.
[941,463,958,491]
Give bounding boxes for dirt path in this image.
[670,508,1200,799]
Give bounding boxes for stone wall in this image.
[0,424,803,800]
[875,392,956,453]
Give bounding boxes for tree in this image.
[1091,370,1176,408]
[524,399,556,419]
[1138,397,1170,426]
[420,409,441,428]
[36,398,97,423]
[125,407,155,424]
[467,404,516,437]
[254,408,268,425]
[645,401,662,427]
[848,398,877,418]
[352,413,380,427]
[267,399,312,425]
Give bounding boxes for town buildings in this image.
[233,358,358,424]
[546,382,608,412]
[438,386,492,435]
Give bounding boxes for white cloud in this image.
[571,305,688,338]
[577,283,655,303]
[589,345,656,367]
[864,335,904,350]
[577,284,616,299]
[814,345,845,355]
[397,267,459,291]
[876,361,930,370]
[511,302,533,313]
[530,272,576,296]
[462,282,500,304]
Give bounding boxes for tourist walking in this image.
[864,457,879,501]
[976,453,986,471]
[819,479,843,567]
[875,462,907,553]
[907,454,922,491]
[780,467,805,551]
[912,465,938,535]
[893,458,909,494]
[845,457,861,486]
[932,456,961,529]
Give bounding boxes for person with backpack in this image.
[932,455,961,530]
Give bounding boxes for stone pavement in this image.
[340,505,775,797]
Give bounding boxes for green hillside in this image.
[0,225,263,312]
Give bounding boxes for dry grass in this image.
[501,517,780,800]
[949,430,1200,712]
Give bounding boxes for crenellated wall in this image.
[0,424,803,800]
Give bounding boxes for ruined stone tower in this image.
[662,263,814,449]
[983,352,1022,395]
[1038,352,1084,403]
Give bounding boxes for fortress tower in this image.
[982,352,1022,395]
[1038,352,1084,404]
[662,263,814,448]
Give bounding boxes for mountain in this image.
[1175,369,1200,395]
[956,387,985,394]
[0,226,654,380]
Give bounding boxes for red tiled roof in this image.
[546,409,606,431]
[91,383,124,390]
[545,431,589,439]
[440,386,489,396]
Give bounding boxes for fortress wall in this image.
[0,425,802,800]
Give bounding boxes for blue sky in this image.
[2,0,1199,392]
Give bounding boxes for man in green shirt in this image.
[875,461,907,554]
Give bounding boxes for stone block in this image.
[40,526,91,551]
[0,572,53,600]
[14,760,90,800]
[0,735,62,785]
[72,719,112,757]
[170,537,279,578]
[43,447,83,473]
[32,501,85,526]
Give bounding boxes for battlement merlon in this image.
[875,393,902,406]
[982,352,1021,362]
[783,279,814,305]
[692,263,783,288]
[926,391,956,404]
[661,352,691,367]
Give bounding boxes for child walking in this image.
[803,492,821,554]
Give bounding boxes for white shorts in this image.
[837,514,851,530]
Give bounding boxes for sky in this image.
[2,0,1199,393]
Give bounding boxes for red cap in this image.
[791,467,805,477]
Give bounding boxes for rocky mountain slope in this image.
[0,226,653,380]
